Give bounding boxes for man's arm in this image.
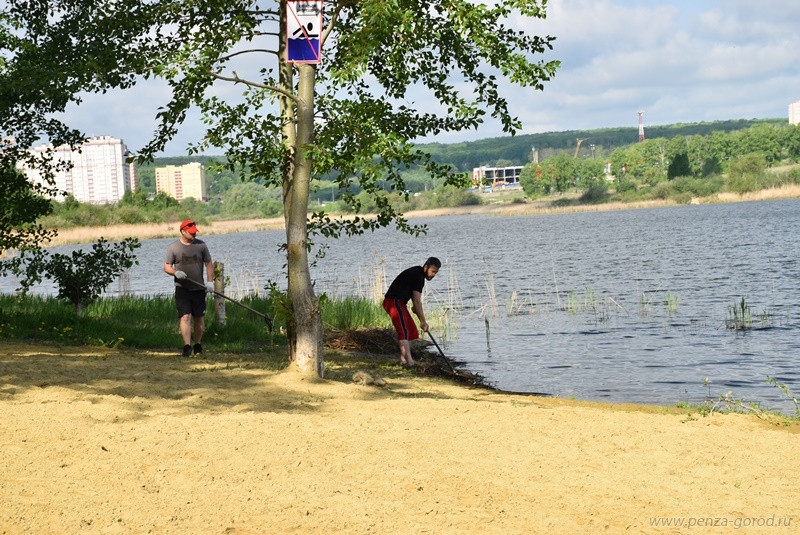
[411,290,428,332]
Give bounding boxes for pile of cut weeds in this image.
[324,327,489,389]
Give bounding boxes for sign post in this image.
[286,1,323,64]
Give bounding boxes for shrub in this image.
[579,182,609,204]
[116,205,147,225]
[6,238,141,317]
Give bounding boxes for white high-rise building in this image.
[26,136,133,204]
[790,100,800,126]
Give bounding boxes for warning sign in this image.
[286,1,323,63]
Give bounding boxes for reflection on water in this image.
[3,199,800,413]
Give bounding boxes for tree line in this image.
[518,122,800,199]
[421,118,788,172]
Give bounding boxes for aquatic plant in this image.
[506,290,537,316]
[564,287,597,314]
[664,292,679,315]
[767,376,800,419]
[725,296,773,330]
[638,291,654,316]
[726,296,751,329]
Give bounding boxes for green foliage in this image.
[0,163,55,250]
[0,293,289,355]
[0,291,392,354]
[579,181,610,204]
[614,177,637,194]
[420,118,789,172]
[667,153,692,179]
[726,153,768,194]
[321,295,391,331]
[6,238,141,317]
[725,296,773,330]
[223,182,269,217]
[433,184,481,207]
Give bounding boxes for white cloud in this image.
[424,0,800,142]
[56,0,800,152]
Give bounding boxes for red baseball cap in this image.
[180,220,198,231]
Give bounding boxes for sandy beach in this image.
[1,342,798,534]
[4,186,800,533]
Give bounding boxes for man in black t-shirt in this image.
[383,257,441,366]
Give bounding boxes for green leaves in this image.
[0,163,55,251]
[5,237,141,317]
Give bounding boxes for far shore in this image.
[46,184,800,247]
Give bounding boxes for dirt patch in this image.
[2,340,798,534]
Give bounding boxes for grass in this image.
[321,294,391,331]
[0,292,393,355]
[675,376,800,424]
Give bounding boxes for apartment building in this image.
[26,136,133,204]
[790,100,800,126]
[155,162,207,202]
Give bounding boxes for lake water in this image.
[4,199,800,414]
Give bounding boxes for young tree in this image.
[7,238,141,318]
[1,0,559,376]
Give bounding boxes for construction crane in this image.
[574,138,586,158]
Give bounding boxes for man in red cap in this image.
[164,220,215,357]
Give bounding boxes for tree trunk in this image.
[278,25,323,376]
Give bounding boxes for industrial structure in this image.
[638,110,645,142]
[155,162,208,202]
[472,165,523,188]
[25,136,136,204]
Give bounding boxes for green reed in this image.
[320,294,391,331]
[725,296,773,330]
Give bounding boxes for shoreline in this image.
[45,184,800,247]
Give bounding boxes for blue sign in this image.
[287,1,322,63]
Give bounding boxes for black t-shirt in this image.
[384,266,425,304]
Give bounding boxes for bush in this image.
[726,175,759,194]
[652,182,673,200]
[671,192,693,205]
[116,205,148,225]
[579,182,609,204]
[6,237,141,317]
[615,177,637,194]
[261,198,283,218]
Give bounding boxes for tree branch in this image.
[207,70,298,102]
[217,48,277,63]
[320,0,347,49]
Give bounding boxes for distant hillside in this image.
[419,118,788,172]
[143,118,788,178]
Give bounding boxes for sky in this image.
[58,0,800,156]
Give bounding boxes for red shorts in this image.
[383,297,419,341]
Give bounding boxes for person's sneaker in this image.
[193,343,202,355]
[182,344,192,357]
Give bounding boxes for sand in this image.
[1,342,798,534]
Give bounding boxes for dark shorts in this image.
[176,286,207,318]
[383,297,419,341]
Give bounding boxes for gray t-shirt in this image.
[165,238,212,290]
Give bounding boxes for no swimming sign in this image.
[287,0,323,63]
